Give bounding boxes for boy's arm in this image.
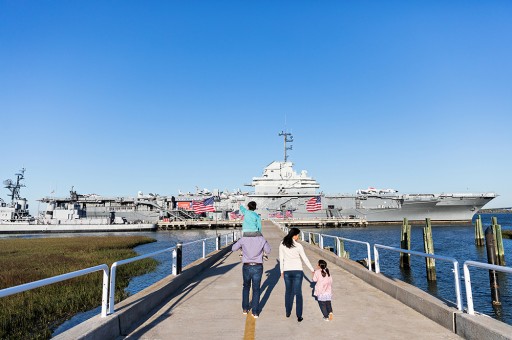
[239,205,247,214]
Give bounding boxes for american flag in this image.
[306,196,322,212]
[192,197,216,214]
[229,210,244,220]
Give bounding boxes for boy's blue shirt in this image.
[240,205,261,232]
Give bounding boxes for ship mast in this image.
[3,168,26,203]
[278,131,293,162]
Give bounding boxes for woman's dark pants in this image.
[284,270,303,317]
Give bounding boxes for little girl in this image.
[313,259,333,321]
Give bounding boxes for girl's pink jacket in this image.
[312,269,333,297]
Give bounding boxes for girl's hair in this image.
[318,259,330,277]
[282,228,301,248]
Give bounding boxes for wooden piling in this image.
[492,217,506,266]
[474,215,485,246]
[400,218,411,269]
[423,218,436,281]
[485,227,501,306]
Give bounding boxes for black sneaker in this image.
[297,317,303,322]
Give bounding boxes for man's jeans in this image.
[284,270,303,317]
[242,264,263,315]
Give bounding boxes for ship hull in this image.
[0,223,156,234]
[228,193,496,223]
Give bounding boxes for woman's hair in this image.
[282,227,301,248]
[318,259,330,277]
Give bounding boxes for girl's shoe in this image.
[328,312,333,321]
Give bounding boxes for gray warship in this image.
[216,132,497,223]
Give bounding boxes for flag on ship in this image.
[193,197,216,214]
[229,210,243,220]
[306,196,322,212]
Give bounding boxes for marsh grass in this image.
[0,236,157,339]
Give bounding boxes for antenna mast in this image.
[278,131,293,162]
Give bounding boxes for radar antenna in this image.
[3,168,26,203]
[278,131,293,162]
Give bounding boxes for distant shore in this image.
[478,208,512,214]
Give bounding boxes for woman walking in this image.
[279,227,315,322]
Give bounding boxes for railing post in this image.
[176,242,183,275]
[101,267,109,317]
[108,265,117,315]
[225,234,228,246]
[216,235,221,250]
[320,235,324,249]
[453,260,462,311]
[202,239,206,258]
[172,249,177,275]
[374,245,380,273]
[337,238,342,257]
[464,263,475,314]
[308,232,312,244]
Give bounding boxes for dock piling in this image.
[423,218,436,281]
[485,227,501,306]
[491,217,506,266]
[474,215,485,246]
[400,218,411,269]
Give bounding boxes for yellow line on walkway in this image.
[243,312,256,340]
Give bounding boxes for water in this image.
[302,213,512,325]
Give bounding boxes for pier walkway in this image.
[120,222,460,340]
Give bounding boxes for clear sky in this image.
[1,1,511,212]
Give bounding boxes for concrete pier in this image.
[57,221,512,340]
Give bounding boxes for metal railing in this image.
[306,232,372,271]
[373,244,462,311]
[463,260,512,315]
[0,264,110,317]
[273,222,372,271]
[108,230,239,314]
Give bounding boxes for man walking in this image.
[232,233,271,318]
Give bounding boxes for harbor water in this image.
[303,213,512,325]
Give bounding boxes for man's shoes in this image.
[252,313,259,318]
[328,312,333,321]
[297,317,303,322]
[242,310,248,315]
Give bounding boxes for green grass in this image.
[0,236,158,339]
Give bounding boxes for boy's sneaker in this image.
[328,312,333,321]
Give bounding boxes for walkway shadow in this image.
[258,260,281,314]
[124,252,238,338]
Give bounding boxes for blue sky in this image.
[1,1,511,212]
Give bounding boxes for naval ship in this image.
[218,132,497,224]
[0,169,156,233]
